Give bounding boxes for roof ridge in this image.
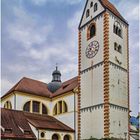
[21,77,48,85]
[62,76,78,85]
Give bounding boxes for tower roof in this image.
[48,66,62,93]
[79,0,128,29]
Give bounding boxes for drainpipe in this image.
[14,92,16,110]
[72,90,76,140]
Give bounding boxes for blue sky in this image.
[1,0,139,116]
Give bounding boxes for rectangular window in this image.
[33,101,40,113]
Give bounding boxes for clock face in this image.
[85,41,99,59]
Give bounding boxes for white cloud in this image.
[1,79,14,95]
[30,0,82,6]
[30,0,47,6]
[7,6,53,49]
[116,0,139,21]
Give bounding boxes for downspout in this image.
[14,92,16,110]
[72,90,76,140]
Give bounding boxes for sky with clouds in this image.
[1,0,139,116]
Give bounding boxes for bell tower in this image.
[78,0,129,139]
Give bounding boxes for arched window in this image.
[42,104,48,114]
[23,101,48,115]
[63,101,68,113]
[90,25,96,38]
[87,23,96,40]
[113,21,122,37]
[86,9,90,18]
[58,101,62,114]
[53,104,57,115]
[94,3,98,12]
[52,134,59,140]
[23,101,30,112]
[53,101,68,115]
[4,101,12,109]
[64,135,71,140]
[90,2,93,7]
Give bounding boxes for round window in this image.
[41,132,45,138]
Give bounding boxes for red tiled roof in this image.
[1,108,74,139]
[24,112,74,132]
[1,108,36,140]
[51,77,78,98]
[79,0,128,29]
[1,76,78,99]
[100,0,127,23]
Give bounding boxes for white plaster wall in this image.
[29,124,74,140]
[52,93,78,133]
[81,16,104,71]
[109,66,128,107]
[44,130,74,140]
[81,108,104,139]
[108,12,129,139]
[15,92,51,114]
[108,12,128,69]
[1,93,15,109]
[81,66,104,108]
[80,0,105,28]
[110,107,129,139]
[80,4,105,139]
[29,123,38,138]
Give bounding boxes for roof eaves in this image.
[78,0,89,29]
[99,0,128,25]
[1,77,25,99]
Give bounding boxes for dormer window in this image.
[90,2,93,7]
[87,23,96,40]
[94,3,98,12]
[113,21,122,37]
[86,9,90,18]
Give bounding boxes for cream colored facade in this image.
[1,90,78,140]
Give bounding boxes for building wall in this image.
[80,3,105,138]
[108,12,129,139]
[80,0,105,28]
[1,93,15,109]
[29,123,74,140]
[81,108,104,139]
[1,91,78,139]
[52,92,78,140]
[110,107,128,139]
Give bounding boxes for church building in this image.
[1,0,130,140]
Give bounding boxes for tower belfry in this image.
[78,0,129,139]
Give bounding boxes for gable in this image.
[79,0,105,29]
[79,0,128,29]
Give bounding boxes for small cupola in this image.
[48,66,62,93]
[52,66,61,82]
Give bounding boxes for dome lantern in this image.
[48,66,62,93]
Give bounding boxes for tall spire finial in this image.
[56,63,58,70]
